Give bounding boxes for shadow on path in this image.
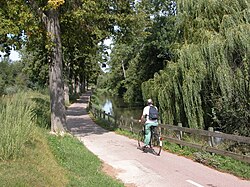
[66,91,108,137]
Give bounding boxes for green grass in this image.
[0,127,124,187]
[0,91,124,186]
[48,134,124,187]
[0,92,37,160]
[0,128,68,187]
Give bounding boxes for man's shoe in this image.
[142,145,148,152]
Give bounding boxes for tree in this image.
[142,0,250,136]
[0,0,66,133]
[0,57,29,95]
[105,0,176,104]
[25,0,66,133]
[1,0,137,133]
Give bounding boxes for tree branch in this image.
[27,0,47,24]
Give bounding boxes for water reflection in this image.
[102,99,113,115]
[100,97,142,120]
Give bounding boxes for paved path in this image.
[66,92,250,187]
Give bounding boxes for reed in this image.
[0,92,36,160]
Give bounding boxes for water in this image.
[102,99,113,114]
[98,95,142,120]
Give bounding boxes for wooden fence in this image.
[89,104,250,163]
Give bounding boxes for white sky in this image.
[0,50,20,61]
[2,35,112,62]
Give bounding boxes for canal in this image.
[92,93,143,120]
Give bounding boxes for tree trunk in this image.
[80,74,86,93]
[46,10,66,133]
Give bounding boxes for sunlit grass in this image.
[48,134,124,187]
[0,91,125,186]
[0,92,37,160]
[0,128,68,187]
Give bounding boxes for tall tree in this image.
[1,0,136,133]
[142,0,250,136]
[27,0,66,133]
[105,0,176,104]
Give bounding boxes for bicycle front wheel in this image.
[150,133,162,156]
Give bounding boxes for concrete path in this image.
[66,91,250,187]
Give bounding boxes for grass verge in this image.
[0,128,68,187]
[47,133,124,187]
[0,90,124,187]
[0,127,124,187]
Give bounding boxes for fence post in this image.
[93,108,95,118]
[130,117,134,132]
[99,109,102,118]
[89,98,92,109]
[114,115,118,128]
[120,115,123,128]
[177,123,183,148]
[177,122,183,139]
[208,127,215,147]
[160,126,165,136]
[103,111,106,120]
[107,112,110,122]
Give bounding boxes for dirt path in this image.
[66,91,250,187]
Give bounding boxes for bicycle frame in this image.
[138,125,162,156]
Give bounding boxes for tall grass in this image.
[30,93,50,129]
[0,91,125,186]
[0,92,36,160]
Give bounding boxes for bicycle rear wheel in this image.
[150,133,162,156]
[137,129,145,148]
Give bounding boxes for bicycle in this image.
[137,125,162,156]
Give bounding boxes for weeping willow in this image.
[142,0,250,133]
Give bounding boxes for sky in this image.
[0,50,20,61]
[0,37,111,63]
[9,51,20,61]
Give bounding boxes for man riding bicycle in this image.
[140,98,159,150]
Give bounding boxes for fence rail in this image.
[89,103,250,163]
[162,124,250,144]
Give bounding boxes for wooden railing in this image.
[89,104,250,163]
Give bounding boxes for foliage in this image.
[104,0,177,104]
[0,58,30,95]
[0,0,136,94]
[142,0,250,135]
[30,91,51,129]
[0,1,30,54]
[20,46,49,88]
[0,90,51,160]
[1,0,138,133]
